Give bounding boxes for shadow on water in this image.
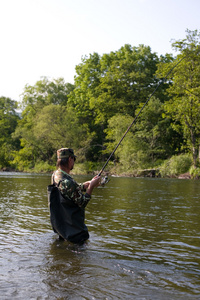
[0,172,200,299]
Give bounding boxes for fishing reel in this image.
[100,175,110,187]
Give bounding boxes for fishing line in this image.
[98,55,186,177]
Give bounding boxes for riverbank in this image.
[1,152,199,179]
[0,167,193,179]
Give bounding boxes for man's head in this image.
[56,148,76,170]
[57,148,76,160]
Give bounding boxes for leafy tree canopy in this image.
[3,29,199,174]
[0,97,20,168]
[157,29,200,166]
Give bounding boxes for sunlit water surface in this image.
[0,172,200,299]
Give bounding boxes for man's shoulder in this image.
[54,170,78,193]
[53,169,72,183]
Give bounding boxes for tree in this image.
[21,77,74,109]
[0,97,20,168]
[157,29,200,167]
[104,114,138,170]
[134,97,182,162]
[33,104,91,161]
[13,78,76,170]
[104,97,182,170]
[69,45,168,161]
[90,44,161,123]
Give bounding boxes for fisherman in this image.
[48,148,101,244]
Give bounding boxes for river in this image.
[0,172,200,299]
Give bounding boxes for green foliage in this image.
[104,113,152,170]
[0,144,12,169]
[157,29,200,167]
[82,161,100,174]
[12,78,88,168]
[21,77,74,109]
[104,97,182,171]
[0,97,20,168]
[2,30,200,176]
[68,45,167,161]
[159,153,192,177]
[89,44,160,123]
[134,97,182,161]
[33,104,90,154]
[33,161,55,173]
[189,165,200,179]
[12,144,35,171]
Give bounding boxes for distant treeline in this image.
[0,29,200,177]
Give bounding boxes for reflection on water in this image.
[0,172,200,299]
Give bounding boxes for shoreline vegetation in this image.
[0,170,193,180]
[0,30,200,179]
[0,161,197,180]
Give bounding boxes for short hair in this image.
[56,157,69,169]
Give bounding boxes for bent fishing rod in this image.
[98,55,186,179]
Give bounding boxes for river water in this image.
[0,172,200,299]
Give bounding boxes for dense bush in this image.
[189,166,200,179]
[159,154,192,177]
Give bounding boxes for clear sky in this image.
[0,0,199,102]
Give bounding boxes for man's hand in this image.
[86,175,101,195]
[83,181,91,189]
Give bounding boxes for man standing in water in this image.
[48,148,101,244]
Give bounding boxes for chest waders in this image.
[47,182,89,244]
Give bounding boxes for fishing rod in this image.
[98,55,186,181]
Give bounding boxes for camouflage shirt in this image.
[52,168,91,208]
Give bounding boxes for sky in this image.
[0,0,199,102]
